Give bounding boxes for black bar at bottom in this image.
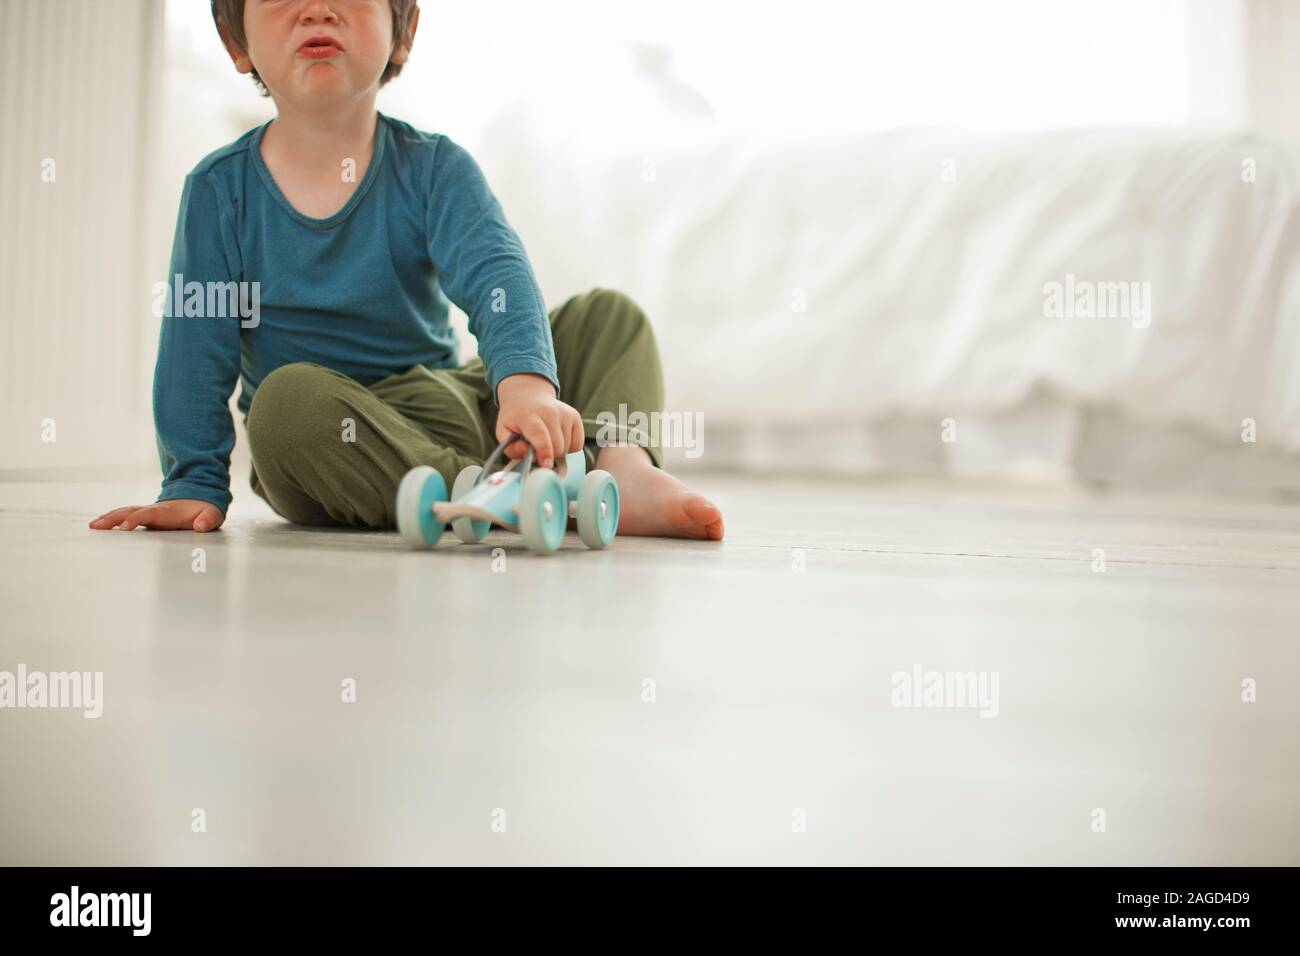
[0,866,1287,942]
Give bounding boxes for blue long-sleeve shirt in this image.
[152,112,559,512]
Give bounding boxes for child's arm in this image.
[426,137,581,468]
[90,172,241,532]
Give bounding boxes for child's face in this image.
[238,0,410,106]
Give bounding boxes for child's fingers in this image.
[89,506,140,529]
[120,506,161,531]
[498,414,576,467]
[547,415,568,464]
[544,414,567,467]
[522,415,555,467]
[501,433,527,460]
[91,501,222,532]
[100,509,144,530]
[495,424,524,460]
[567,411,585,454]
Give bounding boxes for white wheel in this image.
[519,468,566,554]
[577,470,619,549]
[451,465,490,543]
[396,466,447,548]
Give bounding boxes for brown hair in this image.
[210,0,418,96]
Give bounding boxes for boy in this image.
[91,0,723,541]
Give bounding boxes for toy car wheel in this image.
[519,468,566,554]
[396,465,447,548]
[451,464,491,543]
[577,469,619,549]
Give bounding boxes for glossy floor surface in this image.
[1,472,1297,864]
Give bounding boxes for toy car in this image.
[395,432,619,554]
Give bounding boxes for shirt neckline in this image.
[249,111,389,229]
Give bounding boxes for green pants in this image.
[246,288,664,527]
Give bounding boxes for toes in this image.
[682,495,721,525]
[674,494,723,540]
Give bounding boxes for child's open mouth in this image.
[298,36,343,59]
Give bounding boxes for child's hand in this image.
[495,373,583,468]
[89,499,225,532]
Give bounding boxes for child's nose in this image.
[300,4,339,24]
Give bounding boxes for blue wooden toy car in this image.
[395,432,619,554]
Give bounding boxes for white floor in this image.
[1,470,1297,865]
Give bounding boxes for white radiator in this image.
[0,0,163,472]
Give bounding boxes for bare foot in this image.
[594,444,724,540]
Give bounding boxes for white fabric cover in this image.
[476,67,1300,491]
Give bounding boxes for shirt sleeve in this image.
[425,136,560,406]
[152,171,243,513]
